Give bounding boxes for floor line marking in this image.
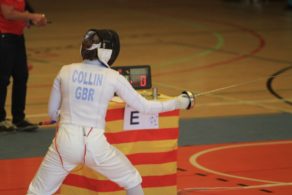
[189,140,292,184]
[178,182,292,192]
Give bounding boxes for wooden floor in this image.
[3,0,289,122]
[1,0,292,194]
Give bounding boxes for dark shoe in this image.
[14,119,38,132]
[0,120,17,132]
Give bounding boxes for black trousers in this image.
[0,34,28,123]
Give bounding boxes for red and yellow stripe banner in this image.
[59,102,179,195]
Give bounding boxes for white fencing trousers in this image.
[126,184,144,195]
[27,124,142,195]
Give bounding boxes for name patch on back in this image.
[72,70,103,101]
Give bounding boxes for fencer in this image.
[27,29,193,195]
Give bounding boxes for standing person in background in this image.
[0,0,47,132]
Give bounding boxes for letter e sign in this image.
[123,105,159,130]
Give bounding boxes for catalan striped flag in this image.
[59,102,179,195]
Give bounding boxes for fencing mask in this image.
[81,29,120,67]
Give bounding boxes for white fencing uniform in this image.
[27,60,180,195]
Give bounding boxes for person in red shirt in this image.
[0,0,47,132]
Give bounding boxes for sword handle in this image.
[182,91,195,110]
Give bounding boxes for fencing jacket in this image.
[48,60,178,129]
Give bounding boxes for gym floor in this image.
[0,0,292,194]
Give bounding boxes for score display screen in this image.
[112,65,152,90]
